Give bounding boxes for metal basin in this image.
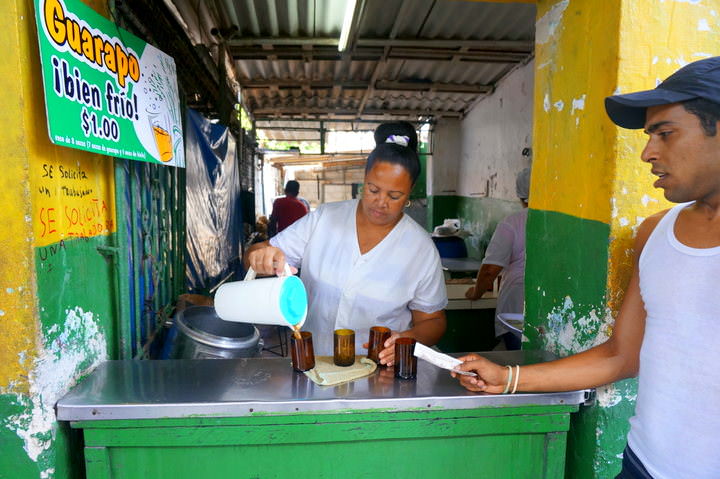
[168,306,262,359]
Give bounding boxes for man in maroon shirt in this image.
[268,180,308,236]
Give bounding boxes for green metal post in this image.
[112,159,132,359]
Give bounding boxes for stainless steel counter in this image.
[57,350,590,421]
[441,257,482,273]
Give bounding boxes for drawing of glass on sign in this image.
[33,0,184,167]
[135,47,182,163]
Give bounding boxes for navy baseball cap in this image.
[605,56,720,129]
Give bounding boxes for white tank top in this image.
[627,202,720,478]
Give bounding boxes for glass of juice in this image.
[394,337,417,379]
[290,331,315,372]
[333,329,355,367]
[367,326,391,364]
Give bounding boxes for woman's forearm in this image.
[405,312,447,346]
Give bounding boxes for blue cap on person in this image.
[605,56,720,129]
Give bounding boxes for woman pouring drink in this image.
[245,122,447,363]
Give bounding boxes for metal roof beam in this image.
[356,0,416,117]
[374,81,492,93]
[256,126,323,131]
[230,46,530,62]
[252,106,462,118]
[241,79,491,94]
[241,79,368,89]
[229,37,533,52]
[387,48,528,62]
[256,118,392,124]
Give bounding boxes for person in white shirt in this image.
[465,168,530,350]
[452,56,720,478]
[246,122,447,361]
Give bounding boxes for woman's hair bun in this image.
[373,121,418,152]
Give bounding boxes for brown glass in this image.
[290,331,315,372]
[333,329,355,367]
[367,326,392,364]
[394,337,417,379]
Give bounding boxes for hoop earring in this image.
[405,200,412,208]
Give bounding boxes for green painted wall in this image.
[457,198,522,258]
[0,1,119,477]
[524,209,609,338]
[410,142,428,200]
[427,195,460,233]
[1,235,117,479]
[525,209,636,478]
[428,195,521,258]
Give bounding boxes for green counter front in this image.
[58,351,590,479]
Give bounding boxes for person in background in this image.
[453,56,720,478]
[297,195,311,212]
[268,180,308,237]
[245,122,447,359]
[465,167,530,350]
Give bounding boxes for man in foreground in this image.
[453,57,720,478]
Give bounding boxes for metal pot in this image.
[168,306,262,359]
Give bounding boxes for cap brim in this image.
[605,88,696,129]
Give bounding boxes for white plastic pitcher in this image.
[214,264,308,328]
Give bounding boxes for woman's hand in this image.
[246,244,290,276]
[375,332,405,367]
[450,354,509,394]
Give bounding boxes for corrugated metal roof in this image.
[169,0,535,138]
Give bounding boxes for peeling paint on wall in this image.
[535,0,569,45]
[542,296,611,356]
[571,95,586,115]
[2,307,107,463]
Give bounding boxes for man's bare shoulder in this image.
[635,208,671,250]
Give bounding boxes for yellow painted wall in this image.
[606,1,719,310]
[0,0,114,390]
[30,154,116,249]
[532,0,719,311]
[24,0,116,250]
[0,0,37,391]
[0,0,113,418]
[532,0,620,224]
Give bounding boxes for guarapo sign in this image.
[34,0,185,167]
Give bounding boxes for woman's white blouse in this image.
[270,199,448,355]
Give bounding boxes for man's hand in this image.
[451,354,509,394]
[465,286,483,301]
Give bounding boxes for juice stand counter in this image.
[57,350,591,479]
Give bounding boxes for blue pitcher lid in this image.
[279,276,307,326]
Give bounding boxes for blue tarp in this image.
[185,109,243,292]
